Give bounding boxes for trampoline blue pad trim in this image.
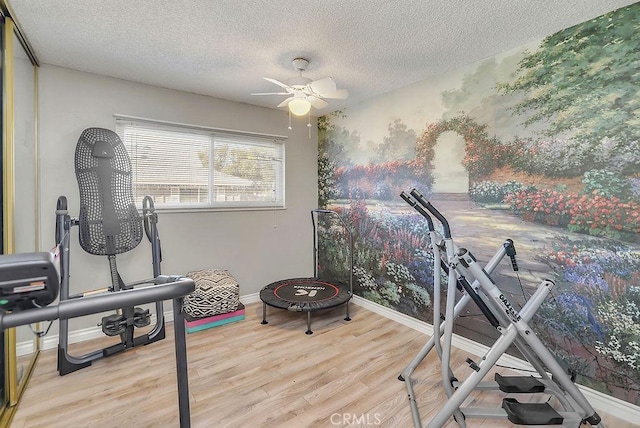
[260,277,352,312]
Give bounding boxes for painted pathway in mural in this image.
[318,3,640,406]
[424,194,639,403]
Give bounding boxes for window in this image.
[115,117,285,209]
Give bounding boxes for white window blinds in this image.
[115,118,285,209]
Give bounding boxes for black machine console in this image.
[0,252,60,311]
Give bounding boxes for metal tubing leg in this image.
[401,293,474,380]
[261,302,268,324]
[428,325,519,427]
[306,311,313,335]
[172,297,191,428]
[428,285,560,428]
[400,242,508,378]
[400,241,509,427]
[459,251,601,421]
[439,239,466,427]
[344,300,351,321]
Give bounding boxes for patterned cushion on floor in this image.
[183,269,240,319]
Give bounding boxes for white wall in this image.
[37,65,318,332]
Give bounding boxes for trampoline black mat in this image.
[260,277,352,312]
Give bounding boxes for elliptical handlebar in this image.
[410,188,451,238]
[400,192,435,231]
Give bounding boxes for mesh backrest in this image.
[75,127,142,255]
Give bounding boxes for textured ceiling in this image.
[8,0,638,115]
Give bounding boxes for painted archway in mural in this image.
[415,114,507,183]
[431,131,468,193]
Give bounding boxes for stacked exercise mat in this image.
[183,269,244,333]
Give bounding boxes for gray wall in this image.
[37,64,318,332]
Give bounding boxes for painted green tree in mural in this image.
[318,112,359,168]
[374,119,417,162]
[318,112,355,207]
[499,4,640,149]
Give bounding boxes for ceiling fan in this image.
[251,58,349,116]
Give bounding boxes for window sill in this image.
[142,205,287,214]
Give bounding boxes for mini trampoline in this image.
[260,209,353,334]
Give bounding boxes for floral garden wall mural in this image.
[317,4,640,406]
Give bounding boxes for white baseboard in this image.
[351,295,640,424]
[19,293,638,423]
[239,292,261,305]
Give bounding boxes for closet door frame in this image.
[0,8,40,424]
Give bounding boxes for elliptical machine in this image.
[56,127,166,375]
[399,189,603,427]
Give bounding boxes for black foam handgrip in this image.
[400,192,434,231]
[510,256,519,272]
[410,188,451,238]
[504,239,519,272]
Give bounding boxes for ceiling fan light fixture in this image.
[288,98,311,116]
[251,57,348,123]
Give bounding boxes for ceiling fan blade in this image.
[318,88,349,99]
[309,77,337,95]
[277,97,295,108]
[250,92,290,96]
[308,96,329,109]
[264,77,291,90]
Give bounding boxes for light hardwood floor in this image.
[11,303,637,427]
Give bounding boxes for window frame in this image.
[115,115,286,212]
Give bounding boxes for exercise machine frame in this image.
[399,189,602,427]
[55,194,166,375]
[0,251,195,427]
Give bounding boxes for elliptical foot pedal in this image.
[495,373,545,393]
[502,398,563,425]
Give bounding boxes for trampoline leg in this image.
[261,302,268,325]
[344,301,351,321]
[305,311,313,335]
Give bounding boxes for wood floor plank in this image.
[10,302,637,427]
